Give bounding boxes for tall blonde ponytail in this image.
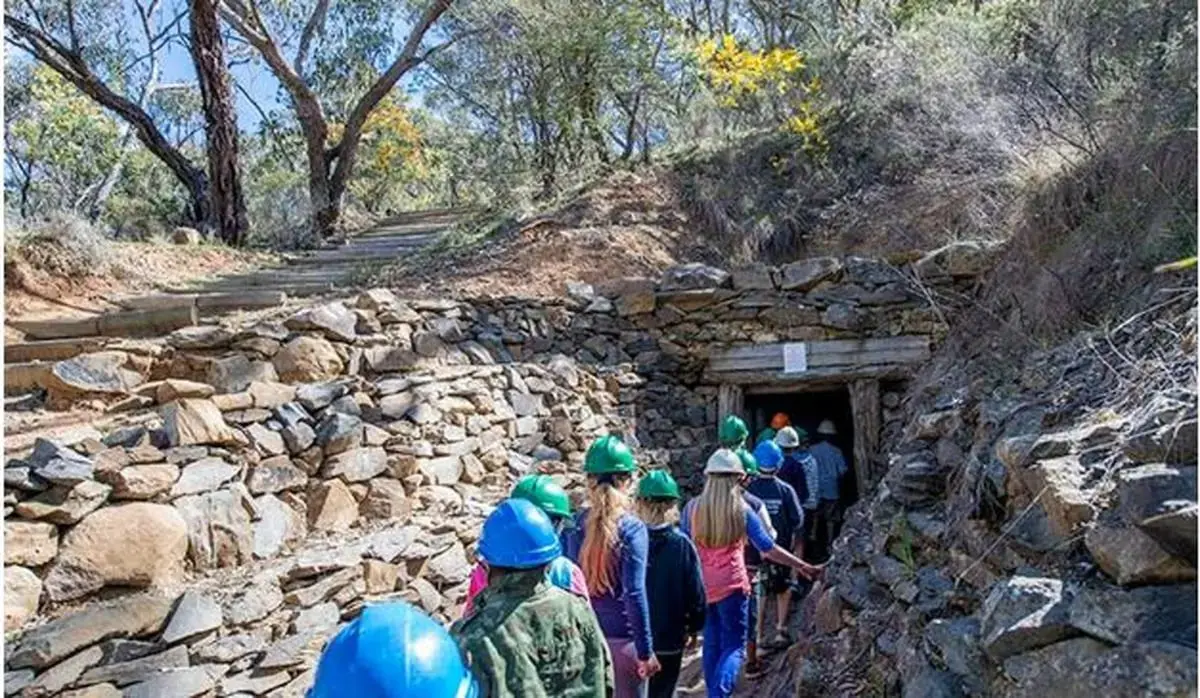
[580,474,630,594]
[693,473,746,548]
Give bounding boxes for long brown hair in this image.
[580,473,631,595]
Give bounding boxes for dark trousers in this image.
[648,651,684,698]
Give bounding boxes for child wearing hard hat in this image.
[635,469,706,698]
[462,474,588,616]
[453,499,613,697]
[563,435,659,697]
[309,600,478,698]
[746,440,806,650]
[680,448,823,698]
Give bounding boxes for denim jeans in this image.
[701,592,748,698]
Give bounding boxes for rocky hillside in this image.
[770,274,1198,696]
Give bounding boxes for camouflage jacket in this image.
[451,568,613,698]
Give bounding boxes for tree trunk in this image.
[6,15,211,227]
[190,0,247,245]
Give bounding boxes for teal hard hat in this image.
[637,469,681,500]
[511,474,573,520]
[478,498,562,569]
[736,447,759,475]
[584,435,637,475]
[309,601,477,698]
[718,415,750,447]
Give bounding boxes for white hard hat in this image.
[817,420,837,436]
[705,448,745,475]
[774,426,800,448]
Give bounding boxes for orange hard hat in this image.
[770,412,791,430]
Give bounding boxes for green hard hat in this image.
[584,435,637,475]
[736,447,759,475]
[718,415,750,447]
[637,469,681,500]
[511,474,573,520]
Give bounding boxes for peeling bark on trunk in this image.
[190,0,247,245]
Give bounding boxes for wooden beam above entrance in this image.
[704,335,930,385]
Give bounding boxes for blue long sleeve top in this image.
[809,441,848,501]
[563,510,654,660]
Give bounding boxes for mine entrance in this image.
[743,387,857,503]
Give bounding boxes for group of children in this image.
[306,417,828,698]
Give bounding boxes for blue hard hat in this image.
[478,498,562,569]
[309,602,477,698]
[753,440,785,471]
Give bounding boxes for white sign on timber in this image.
[782,343,808,373]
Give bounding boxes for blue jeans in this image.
[702,592,748,698]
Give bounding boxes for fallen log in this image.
[195,290,287,311]
[10,306,198,340]
[4,337,110,363]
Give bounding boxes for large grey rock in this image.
[296,381,348,411]
[902,667,964,698]
[315,412,362,455]
[1123,394,1198,465]
[28,439,94,485]
[44,502,188,602]
[167,325,233,350]
[285,302,358,342]
[5,520,59,566]
[419,456,463,485]
[364,527,417,563]
[1085,514,1196,586]
[659,263,731,291]
[173,486,256,570]
[161,591,222,644]
[15,480,111,525]
[923,618,984,684]
[161,399,237,447]
[361,478,411,521]
[223,577,283,626]
[101,463,179,500]
[205,354,277,394]
[979,576,1076,660]
[252,493,306,559]
[1139,503,1198,562]
[292,601,340,634]
[22,643,103,696]
[5,566,42,632]
[321,446,388,482]
[308,479,358,532]
[247,455,308,494]
[44,352,143,398]
[1002,638,1196,698]
[426,541,471,584]
[122,666,215,698]
[731,263,775,290]
[191,633,266,663]
[9,593,176,669]
[78,643,189,687]
[777,257,841,291]
[170,457,239,497]
[1068,582,1196,646]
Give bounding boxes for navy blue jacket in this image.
[644,524,706,654]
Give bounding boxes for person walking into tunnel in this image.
[680,448,823,698]
[755,412,791,446]
[462,474,588,616]
[453,499,613,697]
[810,420,849,555]
[774,426,819,557]
[745,440,806,649]
[733,446,775,678]
[309,600,479,698]
[635,469,707,698]
[564,435,659,697]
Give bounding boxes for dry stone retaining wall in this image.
[3,249,985,697]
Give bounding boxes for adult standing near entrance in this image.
[680,448,822,698]
[774,427,819,553]
[810,420,848,555]
[564,435,659,697]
